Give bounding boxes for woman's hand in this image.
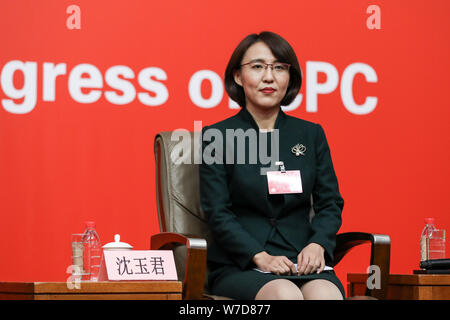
[253,251,297,275]
[297,243,325,275]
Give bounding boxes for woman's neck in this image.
[245,104,280,131]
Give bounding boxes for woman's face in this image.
[234,41,290,111]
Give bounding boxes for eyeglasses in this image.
[240,61,291,75]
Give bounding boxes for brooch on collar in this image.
[291,144,306,156]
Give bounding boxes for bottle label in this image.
[420,235,429,262]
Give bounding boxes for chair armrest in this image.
[150,232,207,300]
[334,232,391,300]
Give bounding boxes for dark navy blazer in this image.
[199,107,344,270]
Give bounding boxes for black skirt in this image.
[207,228,345,300]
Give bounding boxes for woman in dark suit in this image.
[199,31,345,300]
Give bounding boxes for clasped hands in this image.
[253,243,325,276]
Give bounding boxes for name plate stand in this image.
[98,250,177,281]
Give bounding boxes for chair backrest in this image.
[154,131,210,241]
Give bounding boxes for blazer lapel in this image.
[236,107,289,219]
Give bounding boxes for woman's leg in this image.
[300,279,344,300]
[255,279,304,300]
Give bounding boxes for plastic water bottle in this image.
[81,221,102,281]
[420,218,445,261]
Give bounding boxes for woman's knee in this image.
[300,279,344,300]
[255,279,304,300]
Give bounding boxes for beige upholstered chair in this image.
[150,131,391,300]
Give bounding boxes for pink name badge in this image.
[98,250,178,281]
[267,170,303,194]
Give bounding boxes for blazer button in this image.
[269,218,277,227]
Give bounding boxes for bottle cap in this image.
[85,221,96,228]
[102,234,133,250]
[424,218,435,225]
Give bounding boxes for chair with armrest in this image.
[150,131,391,300]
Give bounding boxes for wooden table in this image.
[0,281,182,300]
[348,273,450,300]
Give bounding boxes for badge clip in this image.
[275,161,286,173]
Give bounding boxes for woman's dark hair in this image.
[224,31,302,108]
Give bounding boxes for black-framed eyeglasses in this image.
[240,61,291,74]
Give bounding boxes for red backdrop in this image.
[1,0,449,295]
